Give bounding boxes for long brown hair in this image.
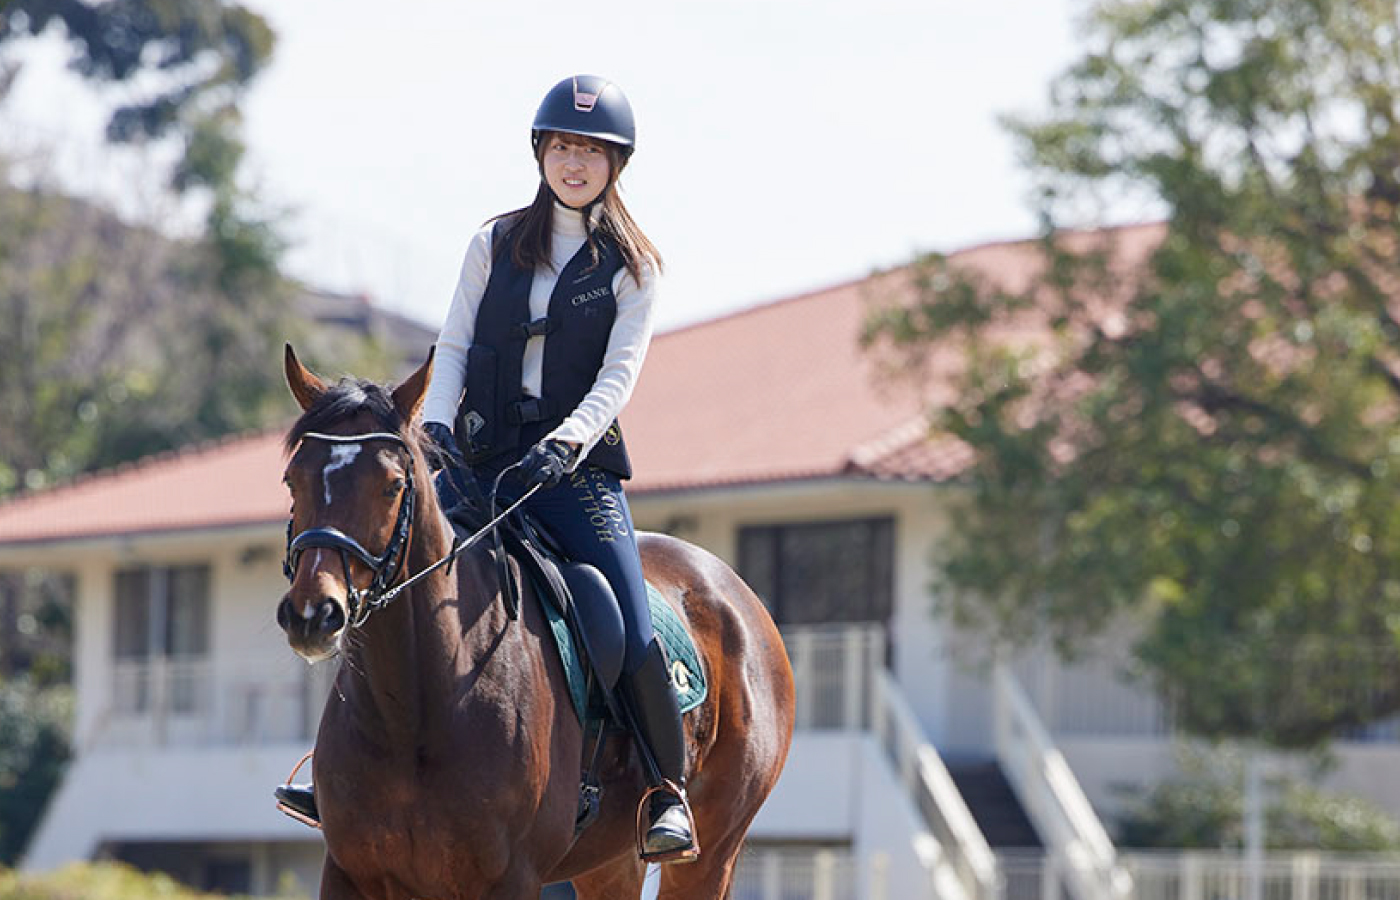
[491,132,662,284]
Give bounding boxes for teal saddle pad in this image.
[542,581,707,722]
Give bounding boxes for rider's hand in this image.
[424,421,466,471]
[519,439,577,489]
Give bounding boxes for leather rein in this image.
[282,430,537,628]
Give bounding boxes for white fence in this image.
[732,849,1400,900]
[1122,852,1400,900]
[732,848,862,900]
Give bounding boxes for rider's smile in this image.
[543,136,610,208]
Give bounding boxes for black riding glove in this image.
[424,421,466,471]
[519,439,577,489]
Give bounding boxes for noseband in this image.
[283,431,416,628]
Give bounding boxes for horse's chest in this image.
[321,762,524,886]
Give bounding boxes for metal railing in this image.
[782,623,999,900]
[102,656,334,747]
[873,667,1001,900]
[994,665,1133,900]
[782,624,885,731]
[728,847,1400,900]
[1012,651,1173,739]
[1121,851,1400,900]
[731,848,861,900]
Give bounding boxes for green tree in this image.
[865,0,1400,746]
[0,0,276,195]
[0,680,69,865]
[1116,748,1400,851]
[0,0,289,494]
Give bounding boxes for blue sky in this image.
[4,0,1087,332]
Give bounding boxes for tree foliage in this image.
[0,170,291,495]
[0,681,69,865]
[0,0,290,495]
[0,0,275,194]
[1115,749,1400,851]
[865,0,1400,746]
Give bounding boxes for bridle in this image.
[282,429,539,629]
[283,431,417,628]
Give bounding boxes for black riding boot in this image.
[622,639,698,862]
[274,782,320,828]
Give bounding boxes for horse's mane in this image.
[285,378,414,453]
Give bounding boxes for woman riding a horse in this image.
[275,76,791,898]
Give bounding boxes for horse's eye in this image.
[384,479,405,497]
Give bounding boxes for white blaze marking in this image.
[323,444,361,505]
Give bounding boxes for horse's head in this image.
[276,344,434,660]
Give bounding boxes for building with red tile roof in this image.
[1,222,1175,551]
[0,248,1011,545]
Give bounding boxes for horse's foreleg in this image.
[655,825,747,900]
[478,871,548,900]
[570,856,647,900]
[319,858,378,900]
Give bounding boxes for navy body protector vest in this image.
[455,217,633,479]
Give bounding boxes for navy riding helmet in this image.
[531,75,636,160]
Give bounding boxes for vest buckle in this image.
[515,317,554,340]
[508,397,556,424]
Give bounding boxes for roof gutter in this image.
[0,518,285,566]
[630,472,943,503]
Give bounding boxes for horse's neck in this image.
[340,503,502,752]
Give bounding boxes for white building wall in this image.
[24,744,320,871]
[747,733,861,838]
[631,480,996,760]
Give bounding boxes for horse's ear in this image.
[391,346,435,424]
[285,344,327,412]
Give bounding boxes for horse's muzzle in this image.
[277,593,346,660]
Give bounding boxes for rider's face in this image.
[541,134,612,209]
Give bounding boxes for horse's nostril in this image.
[276,596,294,631]
[316,598,345,634]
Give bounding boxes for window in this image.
[737,518,894,626]
[112,565,210,713]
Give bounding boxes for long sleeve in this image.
[422,225,494,427]
[546,262,658,464]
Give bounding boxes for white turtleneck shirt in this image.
[421,202,657,465]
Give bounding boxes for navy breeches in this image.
[438,462,654,676]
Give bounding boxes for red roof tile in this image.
[621,271,935,492]
[0,225,1169,544]
[0,431,290,546]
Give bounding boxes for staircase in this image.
[947,761,1043,849]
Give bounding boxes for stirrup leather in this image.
[274,750,321,830]
[635,781,700,864]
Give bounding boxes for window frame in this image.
[736,516,896,627]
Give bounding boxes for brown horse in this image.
[275,346,795,900]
